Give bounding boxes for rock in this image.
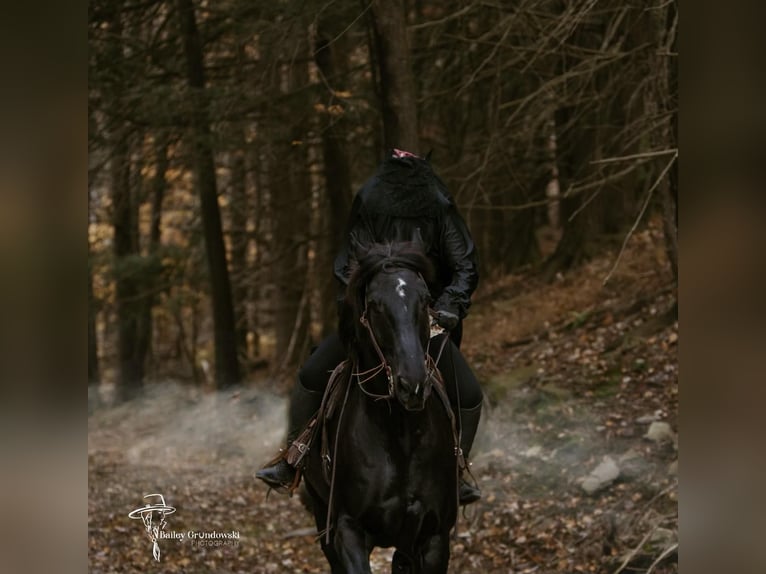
[636,413,658,424]
[645,421,674,443]
[581,456,620,494]
[618,449,650,481]
[523,445,543,458]
[668,459,678,475]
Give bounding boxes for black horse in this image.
[301,241,460,574]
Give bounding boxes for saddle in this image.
[281,359,353,493]
[281,357,466,497]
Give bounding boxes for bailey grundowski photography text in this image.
[159,530,241,542]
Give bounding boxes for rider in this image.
[256,149,484,505]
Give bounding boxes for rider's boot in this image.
[255,379,323,490]
[458,402,482,505]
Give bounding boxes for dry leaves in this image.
[89,224,677,573]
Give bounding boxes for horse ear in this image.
[424,149,433,162]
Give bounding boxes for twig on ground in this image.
[646,542,678,573]
[612,525,655,574]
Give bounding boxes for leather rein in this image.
[355,304,451,400]
[320,289,466,543]
[353,303,463,468]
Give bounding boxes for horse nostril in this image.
[400,377,424,398]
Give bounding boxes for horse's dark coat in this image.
[303,242,458,574]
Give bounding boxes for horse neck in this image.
[349,345,440,459]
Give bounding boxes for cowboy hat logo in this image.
[128,494,176,561]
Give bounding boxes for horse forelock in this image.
[349,242,432,300]
[339,242,433,347]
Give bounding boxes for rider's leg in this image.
[431,333,483,505]
[448,320,463,349]
[255,333,345,489]
[457,401,482,504]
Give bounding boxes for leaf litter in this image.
[89,221,677,573]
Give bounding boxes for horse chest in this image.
[343,405,453,498]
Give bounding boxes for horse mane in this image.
[339,241,434,350]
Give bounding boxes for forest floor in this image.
[88,220,678,573]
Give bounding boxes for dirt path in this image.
[88,226,677,573]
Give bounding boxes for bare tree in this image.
[176,0,241,387]
[87,0,678,387]
[370,0,420,152]
[103,5,146,400]
[314,13,353,336]
[136,132,170,375]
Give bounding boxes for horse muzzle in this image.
[395,376,431,411]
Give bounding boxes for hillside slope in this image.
[88,221,678,573]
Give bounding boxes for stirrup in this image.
[255,459,296,492]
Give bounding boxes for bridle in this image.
[325,297,458,546]
[356,308,394,400]
[354,279,449,402]
[326,270,464,543]
[351,273,447,401]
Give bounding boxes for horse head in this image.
[343,241,435,411]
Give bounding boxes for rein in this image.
[356,304,452,401]
[320,272,465,541]
[356,308,394,400]
[354,303,463,472]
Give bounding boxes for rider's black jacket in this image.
[333,154,479,320]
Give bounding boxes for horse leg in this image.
[320,539,345,574]
[418,534,450,574]
[316,519,343,574]
[334,513,373,574]
[304,485,344,573]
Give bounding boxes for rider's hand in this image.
[434,309,459,331]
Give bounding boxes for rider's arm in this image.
[333,193,377,316]
[434,204,479,320]
[334,193,365,287]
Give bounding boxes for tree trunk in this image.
[111,129,144,398]
[370,0,420,152]
[542,104,600,280]
[88,157,100,386]
[250,126,267,360]
[176,0,240,388]
[315,19,353,337]
[103,5,144,400]
[88,245,100,385]
[542,11,620,280]
[271,157,311,368]
[229,136,250,365]
[660,1,678,285]
[136,133,169,377]
[104,7,138,398]
[272,50,311,369]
